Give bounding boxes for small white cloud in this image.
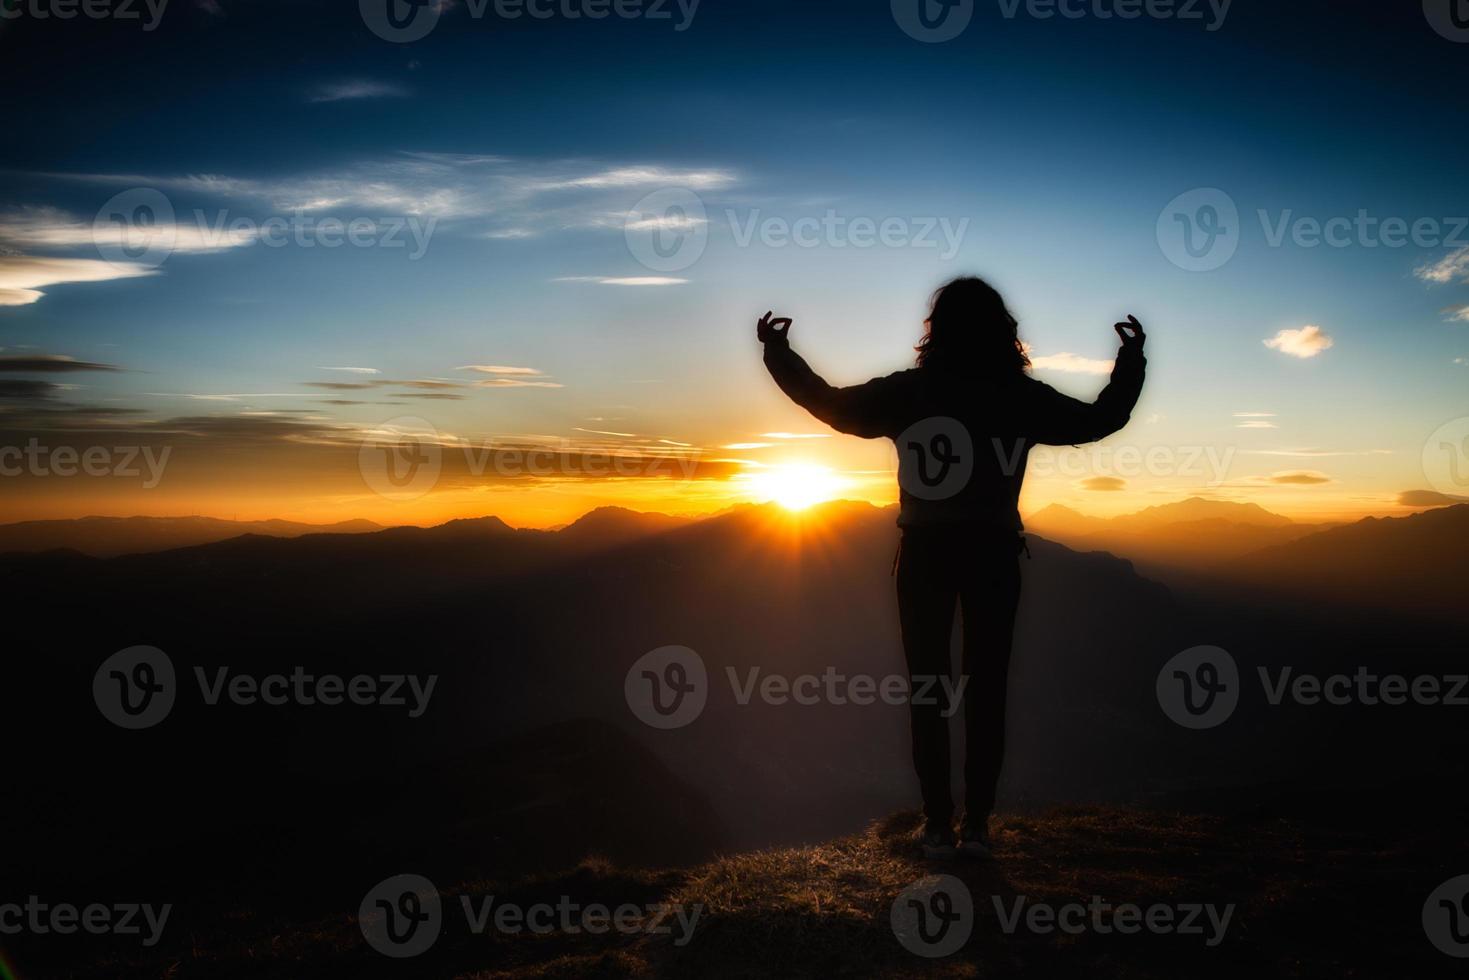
[1237,420,1278,429]
[1233,412,1276,418]
[457,365,543,376]
[317,366,380,375]
[1028,351,1114,375]
[1264,325,1334,359]
[1443,305,1469,323]
[308,80,410,104]
[553,276,688,286]
[1415,246,1469,285]
[1267,469,1331,485]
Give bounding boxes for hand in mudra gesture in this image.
[1114,314,1146,351]
[757,310,792,344]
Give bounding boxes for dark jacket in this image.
[763,337,1146,530]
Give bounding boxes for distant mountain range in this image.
[1220,503,1469,625]
[1024,496,1329,573]
[0,514,384,557]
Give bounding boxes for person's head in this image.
[916,276,1029,376]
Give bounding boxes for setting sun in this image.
[744,463,847,511]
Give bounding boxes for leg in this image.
[958,545,1021,824]
[895,531,960,826]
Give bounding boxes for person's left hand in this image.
[757,310,792,344]
[1114,314,1146,351]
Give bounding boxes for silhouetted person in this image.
[758,276,1147,859]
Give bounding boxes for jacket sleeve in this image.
[762,337,907,439]
[1026,345,1147,446]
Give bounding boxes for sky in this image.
[1,0,1466,526]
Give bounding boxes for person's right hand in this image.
[1114,314,1146,351]
[757,310,792,344]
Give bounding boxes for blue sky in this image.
[1,0,1466,523]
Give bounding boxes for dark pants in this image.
[895,526,1022,826]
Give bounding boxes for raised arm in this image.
[758,311,907,440]
[1026,315,1148,446]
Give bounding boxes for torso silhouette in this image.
[763,337,1146,531]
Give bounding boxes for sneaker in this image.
[957,819,992,859]
[919,820,957,860]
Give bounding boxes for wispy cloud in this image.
[1242,448,1391,458]
[1079,476,1126,491]
[1442,305,1469,323]
[553,276,688,286]
[574,426,636,437]
[0,354,121,372]
[760,432,831,440]
[474,378,563,389]
[316,366,380,375]
[307,80,410,104]
[1264,325,1333,358]
[35,155,737,236]
[0,206,255,253]
[1415,245,1469,285]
